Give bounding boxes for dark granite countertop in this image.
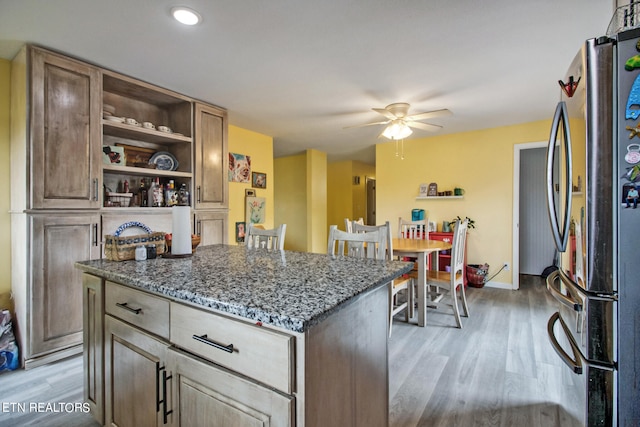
[75,244,412,333]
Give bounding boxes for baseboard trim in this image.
[23,344,82,370]
[483,281,513,290]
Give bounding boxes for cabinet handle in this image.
[197,185,201,203]
[156,364,162,413]
[162,369,173,424]
[92,223,98,247]
[115,302,142,314]
[197,220,201,235]
[93,178,99,201]
[192,334,234,353]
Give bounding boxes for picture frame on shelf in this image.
[235,222,246,243]
[252,172,267,189]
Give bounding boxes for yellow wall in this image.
[274,149,327,253]
[376,119,552,286]
[327,160,375,230]
[227,125,274,244]
[306,149,327,254]
[275,153,307,251]
[327,161,351,229]
[0,59,12,310]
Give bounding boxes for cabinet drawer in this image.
[105,282,169,339]
[170,302,294,394]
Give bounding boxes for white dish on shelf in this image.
[104,115,125,123]
[149,151,179,171]
[158,125,172,133]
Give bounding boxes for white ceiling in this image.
[0,0,613,164]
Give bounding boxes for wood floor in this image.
[389,274,583,427]
[0,275,582,426]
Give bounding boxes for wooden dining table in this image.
[392,238,452,327]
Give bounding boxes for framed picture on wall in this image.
[252,172,267,189]
[246,197,266,225]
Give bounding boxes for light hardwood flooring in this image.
[0,275,582,426]
[389,274,583,427]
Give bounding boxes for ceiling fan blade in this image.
[406,121,442,131]
[404,109,452,122]
[343,120,390,129]
[372,108,397,120]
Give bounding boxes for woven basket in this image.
[466,264,489,288]
[104,221,166,261]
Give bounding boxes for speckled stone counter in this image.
[75,244,412,333]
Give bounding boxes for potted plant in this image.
[442,216,475,232]
[450,215,475,229]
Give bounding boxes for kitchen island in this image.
[76,244,412,427]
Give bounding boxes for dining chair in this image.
[398,217,428,240]
[245,223,287,250]
[327,225,386,259]
[344,217,364,233]
[352,221,413,336]
[424,218,469,328]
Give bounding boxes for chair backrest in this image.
[352,221,393,261]
[245,223,287,250]
[327,225,387,259]
[344,217,364,233]
[451,219,469,278]
[398,217,428,240]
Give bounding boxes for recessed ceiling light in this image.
[171,7,201,25]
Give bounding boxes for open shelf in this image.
[103,121,192,144]
[416,195,464,200]
[103,164,192,179]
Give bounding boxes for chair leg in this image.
[451,283,463,329]
[459,283,470,318]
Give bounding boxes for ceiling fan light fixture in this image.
[171,6,202,25]
[382,120,412,140]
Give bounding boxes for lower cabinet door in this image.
[195,211,228,245]
[105,316,172,427]
[166,347,293,427]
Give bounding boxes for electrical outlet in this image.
[503,262,510,271]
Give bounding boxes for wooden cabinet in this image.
[105,316,171,427]
[167,348,293,427]
[29,47,102,209]
[194,103,228,210]
[195,210,228,245]
[429,231,468,287]
[11,45,229,367]
[11,45,103,367]
[23,213,101,365]
[85,277,390,427]
[83,274,104,425]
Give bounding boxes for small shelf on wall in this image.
[416,195,464,200]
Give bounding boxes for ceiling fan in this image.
[345,102,452,139]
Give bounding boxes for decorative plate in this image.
[149,151,179,171]
[104,115,125,123]
[113,221,152,237]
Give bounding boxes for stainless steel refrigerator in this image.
[545,30,640,426]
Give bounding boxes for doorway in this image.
[513,142,557,289]
[366,178,376,225]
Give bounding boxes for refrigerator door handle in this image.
[546,270,582,312]
[547,312,583,374]
[546,101,572,252]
